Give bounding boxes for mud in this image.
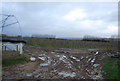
[2,46,119,79]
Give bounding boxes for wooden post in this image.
[5,45,6,51]
[20,43,23,54]
[16,45,18,51]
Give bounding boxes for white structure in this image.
[0,38,26,54]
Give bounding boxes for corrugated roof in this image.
[0,38,26,43]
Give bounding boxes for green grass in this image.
[102,58,119,81]
[24,37,118,50]
[2,54,29,67]
[26,43,117,50]
[0,62,1,66]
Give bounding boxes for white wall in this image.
[1,42,24,54]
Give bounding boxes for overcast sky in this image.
[1,2,118,38]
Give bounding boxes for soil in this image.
[2,46,119,79]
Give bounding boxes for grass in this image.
[0,61,1,66]
[102,57,120,81]
[24,37,118,50]
[2,51,29,67]
[26,43,117,50]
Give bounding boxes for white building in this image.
[0,38,26,54]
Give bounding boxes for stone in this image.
[80,56,84,60]
[95,51,99,55]
[70,56,80,61]
[58,71,76,77]
[30,57,36,61]
[93,64,100,68]
[86,56,89,58]
[51,52,55,54]
[26,73,32,77]
[91,58,95,63]
[38,57,46,61]
[88,58,92,62]
[96,51,99,54]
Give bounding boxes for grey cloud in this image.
[1,2,118,38]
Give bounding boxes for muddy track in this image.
[2,46,119,79]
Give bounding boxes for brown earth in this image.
[2,46,119,79]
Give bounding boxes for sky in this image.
[1,2,118,38]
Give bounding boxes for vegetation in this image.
[102,58,119,81]
[82,38,109,42]
[2,51,29,66]
[0,59,1,66]
[24,37,118,50]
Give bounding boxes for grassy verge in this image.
[2,51,29,67]
[102,58,119,81]
[26,43,117,50]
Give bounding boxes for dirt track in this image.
[2,46,119,79]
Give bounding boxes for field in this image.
[2,37,119,80]
[25,37,118,50]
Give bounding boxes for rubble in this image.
[88,58,92,62]
[80,56,84,60]
[40,62,50,66]
[51,52,55,54]
[39,57,51,66]
[3,46,113,79]
[86,56,89,58]
[95,51,99,55]
[70,56,80,61]
[93,64,100,68]
[91,58,96,63]
[26,73,32,77]
[38,57,46,61]
[58,71,76,77]
[30,57,36,61]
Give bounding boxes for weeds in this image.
[2,52,29,66]
[24,37,118,50]
[26,43,117,50]
[102,58,119,81]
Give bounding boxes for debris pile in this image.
[3,46,118,79]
